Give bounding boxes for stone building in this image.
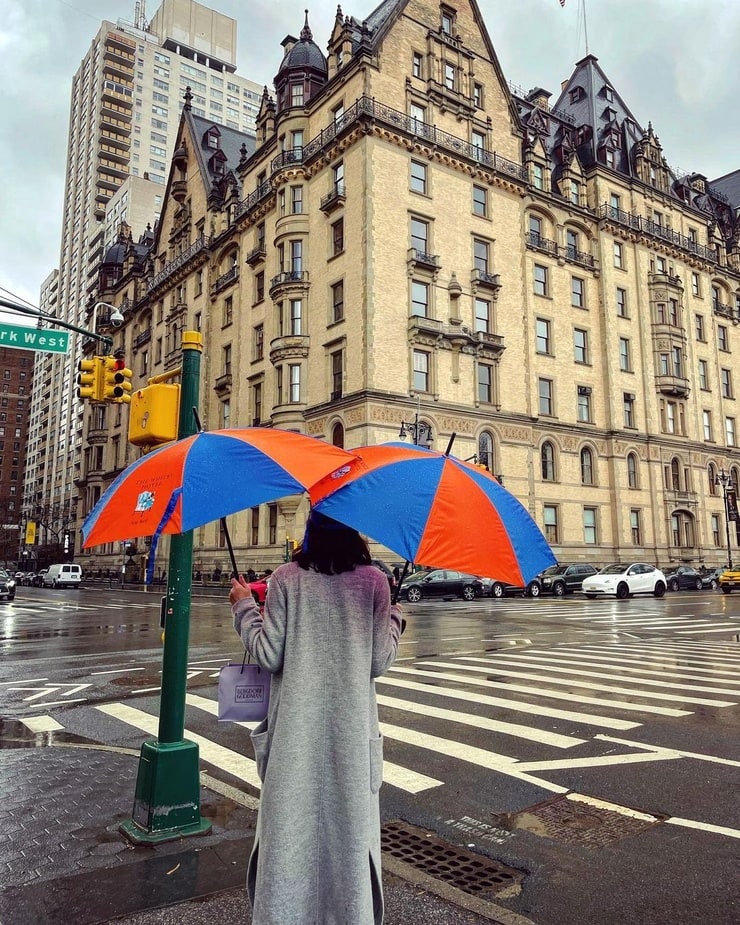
[77,0,740,578]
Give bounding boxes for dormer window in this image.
[604,86,614,102]
[569,86,585,104]
[205,127,221,149]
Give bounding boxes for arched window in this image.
[669,457,681,491]
[627,452,639,489]
[732,466,740,491]
[331,422,344,448]
[708,463,717,495]
[478,431,494,472]
[541,441,556,481]
[580,447,594,485]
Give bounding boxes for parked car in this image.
[700,567,726,591]
[400,569,483,602]
[663,565,705,592]
[0,568,16,601]
[581,563,667,599]
[31,569,48,587]
[42,563,82,589]
[482,578,541,598]
[719,567,740,594]
[538,563,598,596]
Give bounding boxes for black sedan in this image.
[400,569,483,602]
[663,565,704,592]
[0,568,16,601]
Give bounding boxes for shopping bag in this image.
[218,658,270,722]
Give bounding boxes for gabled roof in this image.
[710,169,740,210]
[189,113,255,197]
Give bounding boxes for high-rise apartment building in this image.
[23,0,258,555]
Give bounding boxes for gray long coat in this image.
[233,561,402,925]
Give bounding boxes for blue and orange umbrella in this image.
[82,428,356,549]
[310,442,555,586]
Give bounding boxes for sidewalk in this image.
[0,731,533,925]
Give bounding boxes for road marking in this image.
[91,667,147,675]
[675,626,740,635]
[582,644,740,668]
[0,677,48,685]
[444,658,734,707]
[7,683,92,701]
[380,672,639,730]
[19,715,64,733]
[514,750,680,772]
[595,735,740,768]
[409,662,691,716]
[376,693,584,749]
[664,817,740,840]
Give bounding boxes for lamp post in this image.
[715,467,734,569]
[89,301,125,343]
[399,397,432,447]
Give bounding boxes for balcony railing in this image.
[235,179,272,220]
[563,245,595,268]
[245,245,266,266]
[271,147,304,173]
[148,235,211,292]
[526,231,558,257]
[320,183,346,213]
[408,248,440,270]
[212,265,239,294]
[269,270,309,295]
[599,204,717,261]
[713,300,738,323]
[133,329,151,349]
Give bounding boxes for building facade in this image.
[0,348,34,567]
[77,0,740,578]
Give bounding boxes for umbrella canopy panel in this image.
[311,443,555,585]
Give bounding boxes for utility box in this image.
[128,383,180,447]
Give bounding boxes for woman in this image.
[230,511,403,925]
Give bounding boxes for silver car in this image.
[582,563,666,599]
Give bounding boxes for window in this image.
[695,314,705,341]
[534,264,548,296]
[671,512,695,549]
[708,462,718,495]
[290,299,302,335]
[413,350,430,392]
[249,506,259,546]
[672,346,683,377]
[331,350,343,399]
[444,62,456,90]
[291,185,303,214]
[536,317,551,354]
[541,441,556,481]
[410,160,427,194]
[539,378,553,415]
[661,400,685,435]
[223,295,233,327]
[726,416,736,447]
[289,364,301,402]
[472,185,487,217]
[255,271,265,303]
[532,163,544,190]
[543,504,559,543]
[331,280,344,323]
[410,102,426,129]
[627,452,639,488]
[581,447,594,485]
[290,239,302,273]
[630,510,642,545]
[698,359,709,390]
[721,368,733,398]
[718,325,728,351]
[571,277,585,308]
[473,82,483,108]
[221,398,231,429]
[252,381,262,424]
[619,337,631,371]
[474,298,490,333]
[471,130,485,156]
[609,192,621,213]
[410,217,429,253]
[703,410,713,441]
[331,422,345,448]
[583,508,597,544]
[332,161,344,194]
[616,287,627,317]
[565,229,578,256]
[478,431,494,471]
[529,214,542,243]
[412,52,423,78]
[691,272,700,296]
[711,513,721,547]
[569,179,580,205]
[332,218,344,256]
[441,10,454,34]
[478,363,493,403]
[573,328,589,364]
[613,242,623,268]
[474,238,489,273]
[411,280,429,317]
[577,387,592,422]
[624,393,635,428]
[290,82,304,107]
[254,324,264,361]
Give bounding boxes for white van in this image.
[43,563,82,589]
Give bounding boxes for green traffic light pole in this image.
[120,331,212,844]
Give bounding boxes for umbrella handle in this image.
[392,560,410,605]
[221,517,240,578]
[444,432,456,456]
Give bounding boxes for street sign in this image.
[0,322,70,354]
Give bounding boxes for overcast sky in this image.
[1,0,738,313]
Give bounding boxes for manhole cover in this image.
[492,793,664,848]
[381,820,523,900]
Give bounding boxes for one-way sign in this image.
[0,321,70,354]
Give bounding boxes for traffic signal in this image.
[102,355,133,402]
[76,356,103,401]
[128,382,180,446]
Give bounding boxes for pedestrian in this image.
[246,567,257,583]
[229,510,403,924]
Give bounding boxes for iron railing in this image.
[148,235,210,292]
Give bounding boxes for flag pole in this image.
[581,0,589,55]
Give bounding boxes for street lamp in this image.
[714,467,735,568]
[90,301,125,335]
[398,397,432,447]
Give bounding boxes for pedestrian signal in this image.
[102,355,133,403]
[128,383,180,446]
[76,356,103,402]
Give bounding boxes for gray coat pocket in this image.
[250,718,270,781]
[369,733,384,793]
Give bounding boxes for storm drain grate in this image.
[380,820,523,900]
[492,792,664,848]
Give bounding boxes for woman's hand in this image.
[229,574,253,607]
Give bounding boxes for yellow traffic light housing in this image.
[102,355,133,403]
[76,356,103,402]
[128,382,181,447]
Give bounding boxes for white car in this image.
[581,563,667,599]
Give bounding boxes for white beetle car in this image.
[582,562,667,599]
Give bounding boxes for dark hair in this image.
[294,510,372,574]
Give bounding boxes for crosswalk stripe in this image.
[456,654,740,696]
[420,659,732,707]
[490,651,740,685]
[579,644,740,667]
[397,664,691,716]
[540,647,740,679]
[379,673,639,730]
[675,626,740,635]
[376,693,584,748]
